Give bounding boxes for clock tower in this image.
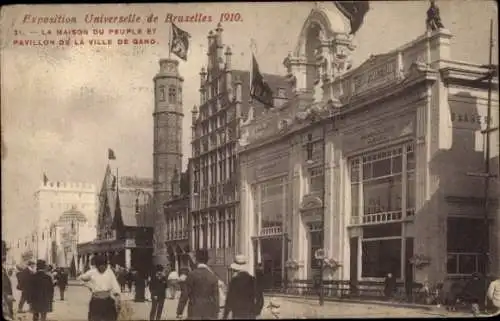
[153,58,184,265]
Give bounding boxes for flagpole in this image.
[168,23,172,59]
[249,39,255,103]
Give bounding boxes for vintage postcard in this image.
[1,1,499,320]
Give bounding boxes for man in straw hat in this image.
[222,255,264,319]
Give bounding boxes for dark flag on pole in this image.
[111,175,116,190]
[43,173,49,185]
[108,148,116,160]
[170,23,191,61]
[334,1,370,35]
[251,54,274,108]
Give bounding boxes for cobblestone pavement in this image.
[11,285,473,320]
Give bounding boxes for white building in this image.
[13,179,97,266]
[238,4,499,295]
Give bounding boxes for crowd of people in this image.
[3,240,500,320]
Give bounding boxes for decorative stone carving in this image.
[300,194,323,211]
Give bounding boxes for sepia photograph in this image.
[1,1,499,319]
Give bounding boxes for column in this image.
[125,248,131,269]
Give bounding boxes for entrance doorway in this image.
[254,238,287,289]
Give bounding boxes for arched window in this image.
[158,85,166,102]
[178,87,183,104]
[168,86,177,104]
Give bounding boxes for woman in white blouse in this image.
[77,255,121,321]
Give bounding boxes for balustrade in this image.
[350,211,403,225]
[259,226,282,236]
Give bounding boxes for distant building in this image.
[13,179,97,266]
[164,169,191,272]
[77,166,154,274]
[189,23,290,282]
[238,4,499,294]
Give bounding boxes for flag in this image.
[111,175,116,190]
[43,173,49,185]
[108,148,116,160]
[334,1,370,35]
[251,54,274,108]
[170,23,191,61]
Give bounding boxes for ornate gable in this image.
[300,194,323,211]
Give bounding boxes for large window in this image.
[260,177,286,229]
[447,217,488,275]
[350,143,415,223]
[209,212,217,248]
[309,166,324,194]
[218,211,226,248]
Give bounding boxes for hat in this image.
[195,249,209,264]
[36,259,47,270]
[230,254,249,272]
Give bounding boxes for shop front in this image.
[240,116,294,287]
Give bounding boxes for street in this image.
[11,284,472,320]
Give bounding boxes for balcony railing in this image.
[259,226,282,236]
[350,211,403,225]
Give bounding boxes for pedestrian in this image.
[117,267,127,293]
[134,270,146,302]
[126,269,134,293]
[462,272,486,316]
[55,268,68,301]
[178,268,189,297]
[16,261,35,313]
[384,272,397,300]
[2,241,15,321]
[167,268,180,299]
[149,265,168,320]
[222,255,264,320]
[176,249,220,320]
[77,255,121,321]
[26,260,54,321]
[486,276,500,316]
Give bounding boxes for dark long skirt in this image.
[88,297,117,321]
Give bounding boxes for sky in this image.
[1,1,498,242]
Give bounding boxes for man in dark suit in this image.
[176,249,219,320]
[26,260,54,321]
[223,255,264,319]
[55,268,68,301]
[149,265,168,320]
